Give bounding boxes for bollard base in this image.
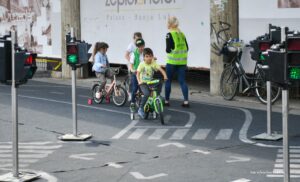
[59,133,92,141]
[0,172,40,182]
[252,133,283,141]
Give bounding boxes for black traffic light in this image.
[0,38,37,85]
[66,42,91,67]
[0,40,12,83]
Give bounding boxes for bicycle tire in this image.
[220,66,239,100]
[112,86,127,107]
[92,84,104,104]
[254,72,281,104]
[155,99,164,125]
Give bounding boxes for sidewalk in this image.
[31,77,300,115]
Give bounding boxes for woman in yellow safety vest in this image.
[164,16,189,107]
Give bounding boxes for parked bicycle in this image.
[92,67,127,106]
[130,79,165,125]
[220,39,281,104]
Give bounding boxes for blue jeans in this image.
[165,64,189,101]
[130,73,139,103]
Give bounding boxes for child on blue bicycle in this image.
[136,48,168,118]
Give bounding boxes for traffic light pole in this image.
[0,30,39,182]
[252,81,282,141]
[282,88,290,182]
[59,66,92,141]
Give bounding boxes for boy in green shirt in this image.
[137,48,168,118]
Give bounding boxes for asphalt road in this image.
[0,80,300,182]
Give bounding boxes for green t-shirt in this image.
[137,61,160,83]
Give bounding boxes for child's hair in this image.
[133,32,142,39]
[143,48,153,57]
[135,38,145,47]
[93,42,109,55]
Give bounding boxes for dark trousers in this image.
[139,84,150,109]
[165,64,189,101]
[130,73,139,103]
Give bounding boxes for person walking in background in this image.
[129,38,145,110]
[125,32,143,101]
[164,16,189,108]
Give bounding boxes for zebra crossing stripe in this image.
[169,129,189,140]
[274,163,300,168]
[0,142,62,170]
[276,159,300,163]
[128,129,147,140]
[215,129,233,140]
[278,149,300,153]
[277,154,300,158]
[148,129,168,140]
[192,129,211,140]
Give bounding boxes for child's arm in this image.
[137,71,142,85]
[158,67,168,81]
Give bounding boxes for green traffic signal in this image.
[67,54,78,64]
[290,67,300,80]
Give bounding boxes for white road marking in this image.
[277,154,300,158]
[0,153,49,158]
[278,149,300,153]
[168,108,196,127]
[192,129,211,140]
[276,159,300,163]
[169,129,189,140]
[0,145,62,149]
[128,129,147,140]
[0,150,54,154]
[148,129,168,140]
[192,149,211,155]
[130,172,168,180]
[106,162,123,168]
[69,153,97,161]
[78,95,90,98]
[231,178,251,182]
[158,143,186,148]
[226,156,250,163]
[215,129,233,140]
[112,120,139,139]
[274,163,300,168]
[272,168,300,174]
[49,91,64,95]
[0,159,39,163]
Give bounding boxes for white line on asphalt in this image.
[0,159,39,163]
[191,129,211,140]
[106,162,123,168]
[267,174,300,178]
[231,178,251,182]
[49,91,64,95]
[278,149,300,153]
[130,172,168,180]
[0,150,54,154]
[272,168,300,174]
[277,154,300,158]
[111,120,139,139]
[215,129,233,140]
[168,108,196,128]
[169,129,189,140]
[276,159,300,163]
[0,141,55,145]
[0,154,49,158]
[192,149,211,155]
[158,143,186,148]
[0,145,62,149]
[78,95,90,98]
[148,129,168,140]
[226,156,251,163]
[16,94,129,115]
[0,164,28,168]
[274,163,300,168]
[128,129,147,140]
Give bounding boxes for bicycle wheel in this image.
[112,85,127,106]
[254,71,281,104]
[155,99,164,125]
[220,66,239,100]
[92,84,104,104]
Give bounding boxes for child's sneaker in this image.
[138,108,145,119]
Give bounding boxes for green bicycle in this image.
[130,79,165,125]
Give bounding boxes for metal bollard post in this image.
[282,89,290,182]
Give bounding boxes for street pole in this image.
[282,89,290,182]
[252,80,282,141]
[11,30,19,178]
[72,68,78,136]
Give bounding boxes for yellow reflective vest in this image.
[166,31,188,65]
